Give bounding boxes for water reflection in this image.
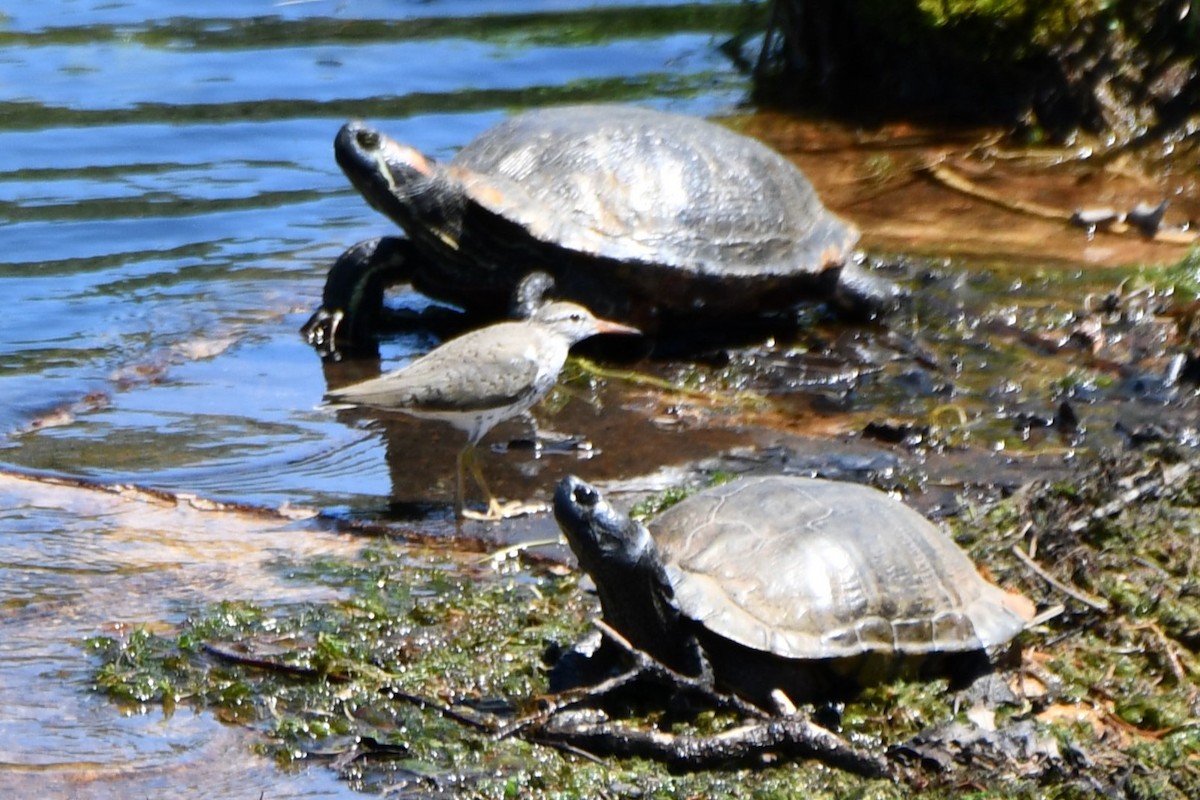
[318,359,748,523]
[0,0,757,793]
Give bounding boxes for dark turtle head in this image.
[554,476,655,576]
[554,476,688,664]
[335,121,465,242]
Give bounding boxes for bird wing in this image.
[328,323,556,413]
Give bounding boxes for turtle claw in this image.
[302,237,412,359]
[301,307,343,355]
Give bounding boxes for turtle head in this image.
[554,476,656,575]
[335,121,464,241]
[555,475,693,669]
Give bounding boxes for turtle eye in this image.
[573,484,599,508]
[356,130,380,150]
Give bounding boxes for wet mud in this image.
[743,115,1200,269]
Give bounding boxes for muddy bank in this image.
[736,114,1200,268]
[81,443,1200,798]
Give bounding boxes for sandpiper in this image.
[328,301,638,520]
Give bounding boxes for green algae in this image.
[84,250,1200,796]
[628,471,736,520]
[86,446,1200,796]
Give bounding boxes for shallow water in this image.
[3,0,1198,795]
[0,1,759,794]
[0,0,757,506]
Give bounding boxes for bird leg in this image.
[457,444,546,521]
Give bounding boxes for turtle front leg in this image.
[682,633,717,693]
[302,237,414,359]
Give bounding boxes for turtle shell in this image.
[651,476,1032,660]
[448,104,857,279]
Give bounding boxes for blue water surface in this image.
[0,1,757,795]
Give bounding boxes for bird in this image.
[326,301,639,521]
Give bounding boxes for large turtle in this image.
[303,104,898,354]
[552,474,1034,710]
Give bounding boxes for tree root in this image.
[531,713,892,777]
[508,621,894,778]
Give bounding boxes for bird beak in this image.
[593,318,641,336]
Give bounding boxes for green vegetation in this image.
[87,448,1200,796]
[86,232,1200,798]
[1146,248,1200,301]
[628,471,736,520]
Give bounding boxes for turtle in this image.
[552,474,1035,710]
[302,104,899,354]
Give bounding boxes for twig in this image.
[593,620,770,720]
[1011,546,1111,612]
[532,713,893,778]
[493,664,647,740]
[201,641,327,679]
[525,735,610,765]
[920,159,1074,221]
[1132,622,1195,686]
[1067,460,1193,534]
[203,640,505,734]
[327,735,411,772]
[919,159,1198,244]
[381,684,500,733]
[512,620,891,777]
[929,403,969,428]
[478,536,563,567]
[571,356,766,409]
[499,619,769,740]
